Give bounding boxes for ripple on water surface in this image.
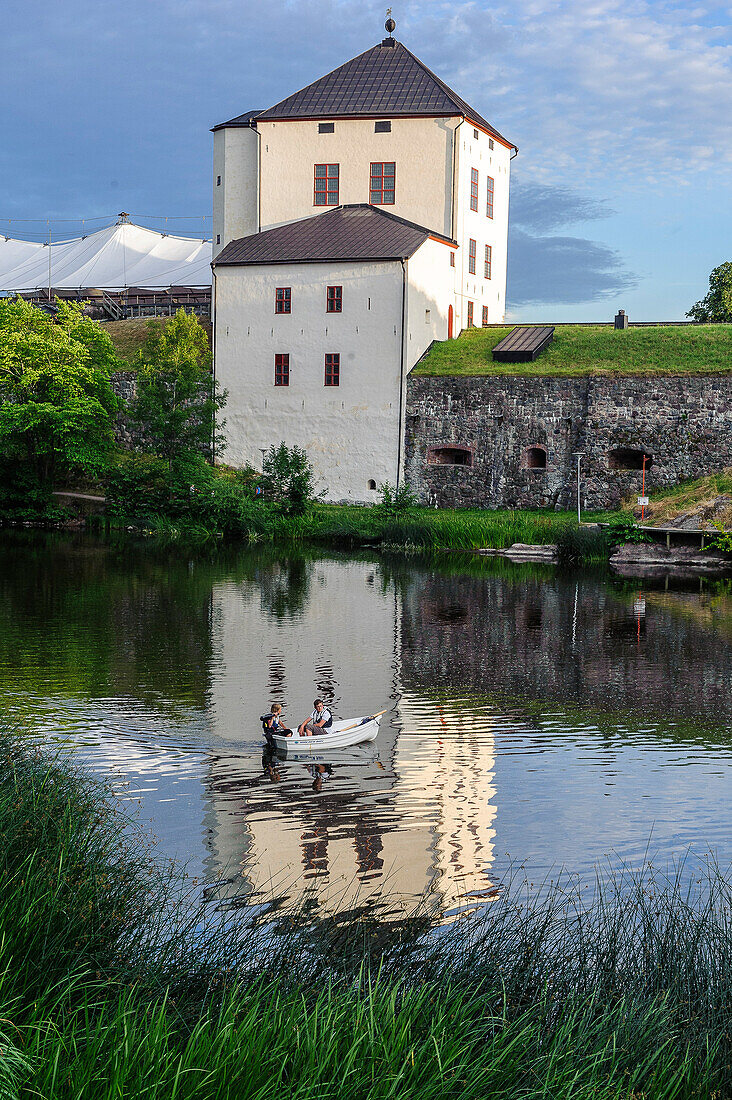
[0,535,731,918]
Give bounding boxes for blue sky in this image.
[2,0,731,320]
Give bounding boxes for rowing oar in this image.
[335,710,387,735]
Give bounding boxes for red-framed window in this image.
[484,244,492,280]
[275,287,291,314]
[324,353,340,386]
[482,305,489,326]
[449,251,455,268]
[369,162,396,204]
[468,239,476,274]
[467,301,474,327]
[274,353,290,386]
[327,285,342,312]
[314,164,339,205]
[470,168,479,212]
[486,175,494,219]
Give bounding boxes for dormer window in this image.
[375,120,391,133]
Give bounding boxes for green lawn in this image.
[413,323,732,377]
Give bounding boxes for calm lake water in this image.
[1,532,730,919]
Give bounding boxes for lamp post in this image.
[572,452,585,526]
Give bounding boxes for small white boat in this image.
[270,712,383,752]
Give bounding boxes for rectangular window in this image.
[318,122,334,133]
[216,175,221,186]
[326,285,342,312]
[374,120,391,132]
[467,301,474,327]
[274,353,289,386]
[486,175,494,219]
[473,128,479,140]
[488,138,494,150]
[484,244,492,280]
[468,238,476,274]
[370,161,396,204]
[314,163,339,205]
[470,167,479,212]
[449,251,455,268]
[324,353,340,386]
[216,234,220,245]
[275,287,291,314]
[482,305,489,326]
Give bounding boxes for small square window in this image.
[325,353,340,386]
[449,251,455,268]
[314,164,339,205]
[468,239,476,275]
[326,285,342,313]
[318,122,334,133]
[274,353,289,386]
[275,287,291,314]
[375,120,391,133]
[467,301,474,328]
[216,175,221,186]
[473,128,479,140]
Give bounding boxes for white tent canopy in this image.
[0,222,213,292]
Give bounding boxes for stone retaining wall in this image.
[404,374,732,510]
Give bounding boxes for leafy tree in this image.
[131,310,226,467]
[0,298,118,492]
[260,443,320,515]
[687,261,732,322]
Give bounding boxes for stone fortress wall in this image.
[404,374,732,510]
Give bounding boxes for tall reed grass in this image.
[2,731,730,1099]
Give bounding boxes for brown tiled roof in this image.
[216,41,515,149]
[213,204,456,267]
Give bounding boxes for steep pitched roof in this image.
[216,40,515,149]
[213,204,455,267]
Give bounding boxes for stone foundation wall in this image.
[404,374,732,510]
[111,371,142,449]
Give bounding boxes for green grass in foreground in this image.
[414,323,732,377]
[1,731,731,1098]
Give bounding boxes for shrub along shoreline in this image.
[1,731,731,1099]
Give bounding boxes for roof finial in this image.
[385,8,396,34]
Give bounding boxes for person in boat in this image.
[261,703,293,738]
[297,699,333,737]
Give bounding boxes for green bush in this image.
[260,443,321,515]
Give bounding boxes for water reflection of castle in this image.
[204,558,498,914]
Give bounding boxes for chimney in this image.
[614,309,629,329]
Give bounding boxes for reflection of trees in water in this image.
[257,556,313,621]
[0,532,217,714]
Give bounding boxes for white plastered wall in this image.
[214,259,405,502]
[256,117,459,237]
[405,237,456,350]
[213,126,259,259]
[453,124,511,330]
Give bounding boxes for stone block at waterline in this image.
[404,375,732,510]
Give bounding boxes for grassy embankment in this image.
[414,323,732,377]
[104,317,213,364]
[621,469,732,528]
[1,731,731,1098]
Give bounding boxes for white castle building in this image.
[212,21,516,501]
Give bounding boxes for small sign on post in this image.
[637,496,649,507]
